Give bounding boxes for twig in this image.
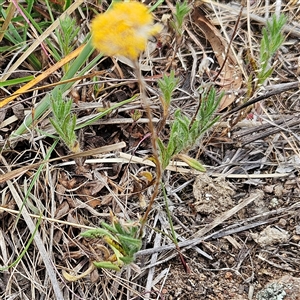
[144,233,162,299]
[0,142,126,184]
[223,81,300,118]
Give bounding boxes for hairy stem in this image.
[133,61,162,237]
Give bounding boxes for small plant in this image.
[56,16,80,73]
[229,13,287,130]
[49,89,79,153]
[257,14,287,85]
[158,70,179,119]
[171,1,190,36]
[157,87,222,170]
[80,2,221,274]
[80,213,142,271]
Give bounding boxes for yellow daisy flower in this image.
[91,2,162,60]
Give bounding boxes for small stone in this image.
[277,218,287,227]
[291,235,300,242]
[174,288,182,297]
[284,179,296,189]
[295,225,300,235]
[238,284,245,294]
[225,272,233,280]
[264,185,274,194]
[256,282,286,300]
[257,275,300,300]
[269,198,279,208]
[274,184,284,197]
[199,274,207,281]
[228,257,235,265]
[251,226,289,247]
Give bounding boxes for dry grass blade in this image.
[119,153,289,178]
[1,0,300,298]
[200,0,300,38]
[193,190,264,238]
[192,7,243,110]
[144,233,162,299]
[0,142,126,184]
[6,180,64,300]
[0,0,85,82]
[223,81,300,117]
[0,207,106,229]
[0,44,85,107]
[0,3,16,43]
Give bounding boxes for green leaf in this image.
[0,76,34,87]
[50,118,66,140]
[158,70,178,105]
[120,256,135,264]
[118,235,142,255]
[93,261,121,271]
[157,138,166,153]
[80,228,116,242]
[172,1,190,34]
[101,221,118,234]
[176,154,206,172]
[257,14,286,86]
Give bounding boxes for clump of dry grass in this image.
[1,1,300,299]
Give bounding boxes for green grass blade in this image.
[0,216,42,271]
[0,75,34,87]
[11,38,96,138]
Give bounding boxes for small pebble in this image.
[291,235,300,242]
[274,184,284,197]
[225,272,233,280]
[278,218,287,227]
[199,274,207,281]
[228,257,235,265]
[264,185,274,194]
[269,198,279,208]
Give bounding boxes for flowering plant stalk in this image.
[91,1,163,235]
[88,1,163,264]
[83,1,223,272]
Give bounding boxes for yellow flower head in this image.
[91,2,162,60]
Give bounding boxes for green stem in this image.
[161,181,178,245]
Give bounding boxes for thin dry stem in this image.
[133,60,162,236]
